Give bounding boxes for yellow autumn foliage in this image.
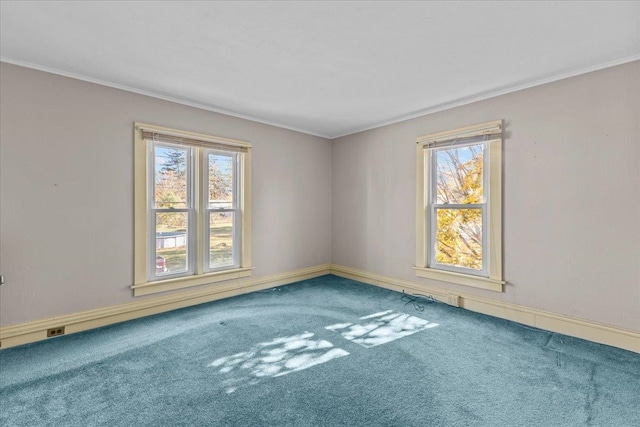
[435,146,484,270]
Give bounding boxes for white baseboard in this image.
[329,264,640,353]
[0,264,331,349]
[2,263,638,353]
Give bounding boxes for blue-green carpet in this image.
[1,275,639,426]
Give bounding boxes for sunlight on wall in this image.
[209,332,349,394]
[326,310,438,348]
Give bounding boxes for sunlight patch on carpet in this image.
[326,310,438,348]
[209,332,349,394]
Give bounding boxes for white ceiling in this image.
[1,1,639,139]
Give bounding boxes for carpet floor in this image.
[1,275,639,426]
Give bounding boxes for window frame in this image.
[414,120,504,292]
[133,123,252,297]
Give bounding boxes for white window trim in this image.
[133,122,252,297]
[415,120,504,292]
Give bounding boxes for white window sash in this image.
[426,139,490,278]
[148,142,196,281]
[203,150,241,272]
[429,205,487,276]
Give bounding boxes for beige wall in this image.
[2,61,639,334]
[332,61,640,332]
[0,63,332,326]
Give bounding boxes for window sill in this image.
[132,267,253,296]
[413,266,504,292]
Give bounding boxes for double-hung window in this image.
[415,120,504,291]
[133,123,252,296]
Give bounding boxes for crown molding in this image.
[3,53,639,140]
[0,57,332,139]
[331,53,640,139]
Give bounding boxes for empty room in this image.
[1,1,639,426]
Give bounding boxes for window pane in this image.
[155,145,188,209]
[208,153,234,209]
[435,144,484,204]
[435,208,482,270]
[209,212,234,268]
[156,212,188,275]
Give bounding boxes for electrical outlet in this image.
[47,326,65,337]
[447,294,461,307]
